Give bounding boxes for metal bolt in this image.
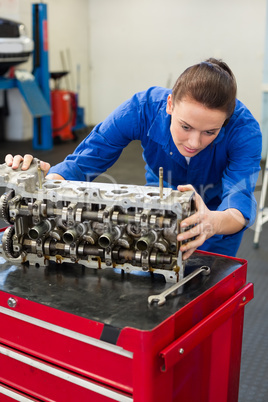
[242,296,247,302]
[179,348,184,354]
[8,297,17,308]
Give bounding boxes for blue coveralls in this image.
[49,87,262,256]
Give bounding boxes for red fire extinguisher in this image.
[50,72,74,142]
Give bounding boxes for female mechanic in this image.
[5,58,262,260]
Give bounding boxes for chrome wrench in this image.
[148,265,211,306]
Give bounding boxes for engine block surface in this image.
[0,159,195,282]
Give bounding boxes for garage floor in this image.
[0,133,267,402]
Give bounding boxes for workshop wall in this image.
[88,0,266,130]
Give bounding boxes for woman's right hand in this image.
[5,154,64,180]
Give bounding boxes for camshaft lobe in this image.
[21,236,172,267]
[15,204,173,228]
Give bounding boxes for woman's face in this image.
[166,95,227,157]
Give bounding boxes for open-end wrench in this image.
[148,265,211,306]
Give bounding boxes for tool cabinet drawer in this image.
[0,384,39,402]
[0,294,133,395]
[0,344,133,402]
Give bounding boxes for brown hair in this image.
[172,58,237,121]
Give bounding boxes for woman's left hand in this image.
[177,184,218,260]
[176,184,246,260]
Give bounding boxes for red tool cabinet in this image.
[0,249,252,402]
